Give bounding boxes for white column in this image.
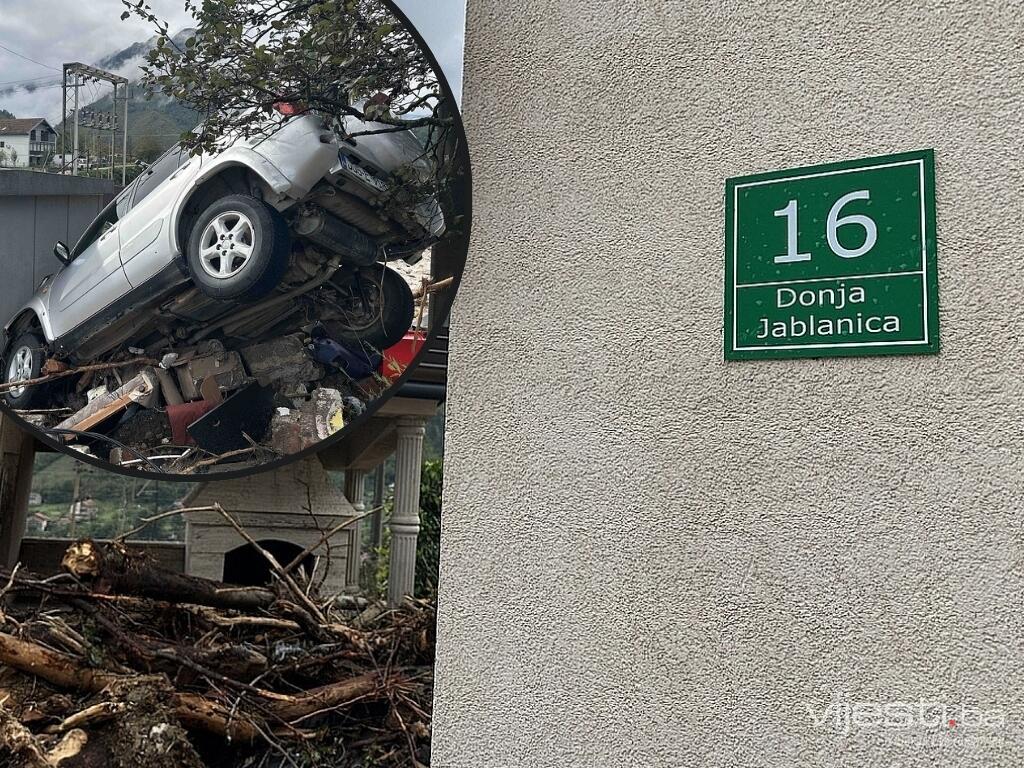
[344,468,366,588]
[388,416,425,606]
[0,415,35,568]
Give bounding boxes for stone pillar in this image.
[370,463,385,550]
[344,468,366,587]
[387,416,425,606]
[0,415,35,568]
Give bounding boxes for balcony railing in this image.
[29,142,56,154]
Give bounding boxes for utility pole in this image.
[61,63,128,181]
[121,83,129,185]
[69,462,82,539]
[71,73,79,176]
[60,77,66,173]
[110,84,116,180]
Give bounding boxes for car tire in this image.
[186,194,291,303]
[325,266,415,352]
[3,330,47,409]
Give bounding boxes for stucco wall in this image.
[435,1,1024,766]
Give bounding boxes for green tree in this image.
[121,0,459,223]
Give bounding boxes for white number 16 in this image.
[773,190,877,264]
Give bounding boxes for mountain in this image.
[97,28,196,73]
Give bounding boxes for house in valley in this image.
[0,118,58,168]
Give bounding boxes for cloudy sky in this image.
[0,0,465,123]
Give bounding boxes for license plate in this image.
[336,153,390,194]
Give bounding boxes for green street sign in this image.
[724,150,938,360]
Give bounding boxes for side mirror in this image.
[53,242,70,264]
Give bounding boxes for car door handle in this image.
[169,160,192,181]
[99,226,118,242]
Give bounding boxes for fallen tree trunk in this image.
[268,671,385,723]
[0,630,389,739]
[0,542,436,765]
[61,541,276,613]
[0,630,123,693]
[173,694,262,743]
[0,631,261,742]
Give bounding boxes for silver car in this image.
[3,107,444,407]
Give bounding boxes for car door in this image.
[119,144,199,287]
[46,197,132,340]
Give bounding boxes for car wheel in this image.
[186,194,291,303]
[3,330,47,409]
[324,266,415,352]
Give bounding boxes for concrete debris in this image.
[268,409,303,454]
[86,385,109,403]
[239,334,323,386]
[268,387,345,454]
[20,316,392,472]
[173,340,248,399]
[311,387,346,439]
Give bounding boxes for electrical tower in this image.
[61,63,129,184]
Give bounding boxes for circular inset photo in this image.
[0,0,469,478]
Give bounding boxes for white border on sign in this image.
[732,158,929,353]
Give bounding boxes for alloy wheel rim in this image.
[7,345,33,398]
[199,211,256,280]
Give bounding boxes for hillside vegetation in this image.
[28,408,445,541]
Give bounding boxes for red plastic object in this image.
[167,400,219,445]
[379,332,425,382]
[272,101,305,116]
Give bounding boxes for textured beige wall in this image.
[435,2,1024,765]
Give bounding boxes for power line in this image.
[0,74,59,87]
[0,43,59,72]
[0,83,64,96]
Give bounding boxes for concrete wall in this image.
[436,2,1024,766]
[0,171,117,326]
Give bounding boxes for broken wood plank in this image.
[60,540,277,613]
[54,369,160,436]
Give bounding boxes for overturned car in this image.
[1,104,446,472]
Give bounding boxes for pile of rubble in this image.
[0,536,435,767]
[2,251,444,474]
[0,244,444,475]
[11,332,381,475]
